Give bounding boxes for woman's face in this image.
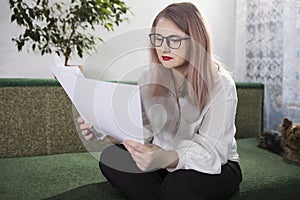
[154,18,190,72]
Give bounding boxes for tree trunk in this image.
[64,56,69,66]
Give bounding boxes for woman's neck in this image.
[171,68,187,94]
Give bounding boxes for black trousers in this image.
[99,144,242,200]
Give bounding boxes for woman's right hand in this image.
[77,117,95,141]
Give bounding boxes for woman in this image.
[78,2,242,200]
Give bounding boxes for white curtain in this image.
[235,0,300,131]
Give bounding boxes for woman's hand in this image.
[77,117,95,141]
[123,139,179,172]
[77,117,121,144]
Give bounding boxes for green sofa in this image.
[0,78,299,200]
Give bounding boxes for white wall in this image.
[0,0,236,79]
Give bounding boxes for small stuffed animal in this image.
[280,118,300,164]
[257,130,284,155]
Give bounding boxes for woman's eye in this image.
[170,38,181,43]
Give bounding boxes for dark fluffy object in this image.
[257,130,284,155]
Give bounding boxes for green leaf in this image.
[8,0,15,8]
[104,23,113,31]
[13,8,18,15]
[29,8,35,18]
[77,45,83,58]
[55,3,61,11]
[10,14,16,22]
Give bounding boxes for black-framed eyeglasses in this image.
[148,33,190,49]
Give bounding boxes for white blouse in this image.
[139,66,239,174]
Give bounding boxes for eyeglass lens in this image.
[149,34,188,49]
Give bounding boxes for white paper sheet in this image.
[50,66,144,143]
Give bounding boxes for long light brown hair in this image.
[149,2,219,111]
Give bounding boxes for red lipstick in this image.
[162,56,173,61]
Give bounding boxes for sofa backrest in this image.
[235,83,264,138]
[0,78,264,157]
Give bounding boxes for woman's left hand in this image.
[123,139,179,172]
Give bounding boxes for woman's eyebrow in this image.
[154,33,186,37]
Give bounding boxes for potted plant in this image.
[9,0,130,66]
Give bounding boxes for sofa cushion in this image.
[1,138,299,200]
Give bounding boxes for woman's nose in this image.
[161,40,171,52]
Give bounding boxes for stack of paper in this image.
[50,66,144,144]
